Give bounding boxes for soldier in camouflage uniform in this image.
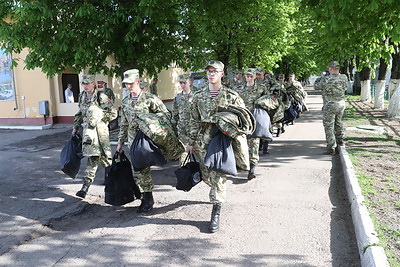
[149,78,158,95]
[256,67,273,89]
[187,60,246,233]
[314,61,348,155]
[285,73,308,116]
[270,74,289,136]
[72,75,117,199]
[172,74,194,165]
[233,68,267,180]
[116,69,170,212]
[231,69,244,88]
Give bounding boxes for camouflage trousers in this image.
[193,145,226,205]
[323,100,346,150]
[83,155,111,183]
[134,166,153,193]
[247,138,260,165]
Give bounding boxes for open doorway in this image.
[61,73,79,103]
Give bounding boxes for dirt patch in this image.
[344,100,400,264]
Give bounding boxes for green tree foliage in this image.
[302,0,400,71]
[184,0,298,72]
[0,0,190,77]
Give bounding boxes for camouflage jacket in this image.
[270,83,291,110]
[256,78,273,90]
[73,89,115,157]
[172,91,194,144]
[189,85,246,147]
[233,82,267,111]
[118,90,169,147]
[314,74,348,103]
[231,79,244,88]
[285,80,307,103]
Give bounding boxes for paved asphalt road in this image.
[0,87,361,266]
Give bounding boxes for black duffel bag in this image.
[60,134,83,178]
[204,131,237,176]
[175,153,202,192]
[105,151,141,206]
[130,130,167,172]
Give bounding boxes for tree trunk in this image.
[236,47,243,71]
[360,67,371,102]
[374,58,388,109]
[389,51,400,98]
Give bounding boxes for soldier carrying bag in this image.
[174,153,202,192]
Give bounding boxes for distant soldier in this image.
[187,60,247,233]
[270,74,290,136]
[172,74,194,165]
[285,73,308,115]
[116,69,170,212]
[188,75,201,93]
[231,69,244,88]
[234,68,267,179]
[255,67,273,89]
[314,61,348,155]
[102,82,116,103]
[149,78,158,96]
[72,75,117,198]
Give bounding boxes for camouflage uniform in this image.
[285,80,307,110]
[234,81,267,165]
[73,89,115,183]
[118,90,169,192]
[314,73,348,151]
[172,90,193,164]
[270,82,290,129]
[189,85,246,204]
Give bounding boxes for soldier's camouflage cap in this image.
[245,68,256,75]
[234,69,243,74]
[139,81,149,88]
[179,74,191,82]
[81,74,95,84]
[205,60,224,71]
[328,61,340,69]
[278,74,285,79]
[256,67,265,74]
[122,69,140,83]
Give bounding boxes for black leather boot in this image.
[263,141,269,154]
[276,128,281,137]
[209,204,221,233]
[137,192,154,213]
[247,163,256,180]
[281,126,285,133]
[76,181,91,198]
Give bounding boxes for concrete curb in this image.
[0,124,53,130]
[339,146,390,267]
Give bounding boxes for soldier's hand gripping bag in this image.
[204,131,237,176]
[175,153,202,192]
[130,130,167,171]
[105,151,141,206]
[249,106,273,140]
[60,134,83,178]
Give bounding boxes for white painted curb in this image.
[339,146,390,267]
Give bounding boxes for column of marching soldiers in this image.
[69,61,308,233]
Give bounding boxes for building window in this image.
[0,49,15,101]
